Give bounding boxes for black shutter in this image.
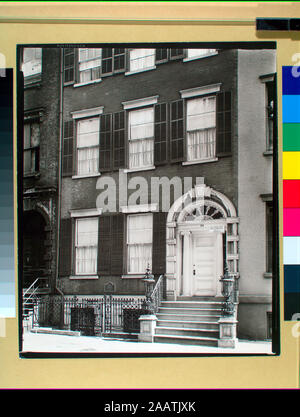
[114,48,125,72]
[113,111,125,169]
[62,120,74,176]
[102,48,113,75]
[63,48,75,84]
[154,103,168,165]
[170,99,185,162]
[59,218,72,276]
[98,216,111,275]
[111,214,124,275]
[170,48,184,59]
[156,49,168,63]
[99,113,112,171]
[216,91,232,155]
[152,212,167,275]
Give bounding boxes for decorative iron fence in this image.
[32,295,147,336]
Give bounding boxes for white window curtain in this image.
[79,48,102,82]
[128,108,154,169]
[129,49,155,72]
[187,96,216,161]
[77,118,99,175]
[75,217,98,275]
[187,49,216,58]
[127,214,153,274]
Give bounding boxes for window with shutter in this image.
[23,122,40,175]
[128,107,154,170]
[76,117,100,175]
[63,48,75,84]
[75,217,98,275]
[216,91,232,155]
[62,120,74,176]
[78,48,102,83]
[127,213,153,274]
[22,48,42,78]
[170,99,185,162]
[186,96,217,162]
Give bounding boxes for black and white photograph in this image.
[18,44,278,356]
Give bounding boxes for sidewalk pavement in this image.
[21,329,274,355]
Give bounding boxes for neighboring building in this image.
[21,47,61,294]
[21,46,277,344]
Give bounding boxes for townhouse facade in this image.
[21,45,277,342]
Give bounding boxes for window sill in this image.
[125,66,156,76]
[69,275,99,280]
[124,166,155,174]
[73,79,102,88]
[263,272,272,279]
[72,173,101,179]
[263,150,273,157]
[121,274,144,279]
[183,52,218,62]
[182,158,218,166]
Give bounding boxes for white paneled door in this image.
[191,232,223,296]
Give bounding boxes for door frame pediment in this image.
[165,184,239,300]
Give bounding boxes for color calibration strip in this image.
[0,68,15,318]
[283,66,300,320]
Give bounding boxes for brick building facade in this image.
[20,46,277,342]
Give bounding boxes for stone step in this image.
[177,296,224,302]
[31,327,81,337]
[156,319,219,330]
[158,307,223,316]
[156,313,222,322]
[160,301,223,309]
[155,326,219,338]
[154,334,218,347]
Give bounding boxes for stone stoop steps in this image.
[154,298,224,346]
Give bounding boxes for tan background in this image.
[0,1,299,389]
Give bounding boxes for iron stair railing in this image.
[150,274,166,314]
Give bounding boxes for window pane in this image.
[187,96,216,161]
[75,217,98,275]
[187,49,216,58]
[127,214,152,244]
[77,118,99,147]
[127,214,153,273]
[187,97,216,131]
[129,108,154,140]
[24,124,31,149]
[76,217,98,246]
[130,49,155,71]
[22,48,42,77]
